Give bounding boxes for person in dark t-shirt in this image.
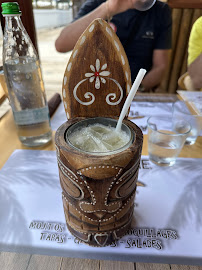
[55,0,172,91]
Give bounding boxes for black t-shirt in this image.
[74,0,172,82]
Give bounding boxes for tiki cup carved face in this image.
[55,19,143,246]
[55,118,143,247]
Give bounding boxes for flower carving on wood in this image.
[73,58,123,106]
[85,59,110,89]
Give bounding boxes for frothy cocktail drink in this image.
[65,118,133,155]
[68,124,130,153]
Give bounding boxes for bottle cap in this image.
[1,2,21,15]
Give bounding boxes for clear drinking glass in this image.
[172,101,202,145]
[147,116,191,166]
[134,0,156,11]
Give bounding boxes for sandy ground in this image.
[36,27,72,99]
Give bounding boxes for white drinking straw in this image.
[116,68,147,132]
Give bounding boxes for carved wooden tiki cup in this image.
[55,19,143,247]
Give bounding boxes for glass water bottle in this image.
[1,2,52,147]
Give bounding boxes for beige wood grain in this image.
[100,260,134,270]
[168,9,193,93]
[171,265,202,270]
[26,255,61,270]
[60,258,99,270]
[0,111,55,169]
[136,263,170,270]
[160,8,182,93]
[0,252,31,270]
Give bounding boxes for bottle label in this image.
[13,106,50,125]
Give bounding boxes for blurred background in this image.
[0,0,201,113]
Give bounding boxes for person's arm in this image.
[55,0,136,53]
[55,2,107,52]
[141,49,169,90]
[188,53,202,90]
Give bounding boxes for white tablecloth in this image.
[0,149,202,265]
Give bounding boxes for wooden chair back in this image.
[160,1,202,93]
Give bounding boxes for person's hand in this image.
[108,0,136,16]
